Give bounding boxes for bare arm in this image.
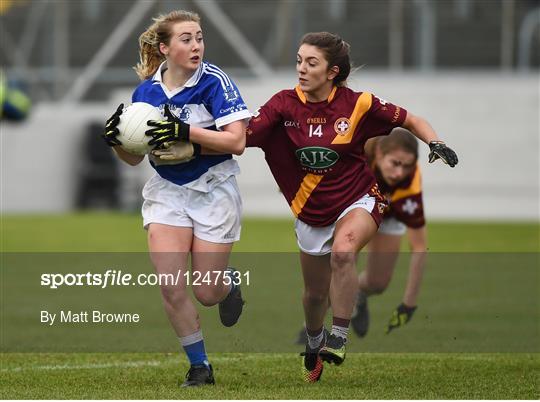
[401,113,440,145]
[189,120,246,155]
[112,146,145,166]
[402,226,427,307]
[200,146,226,155]
[402,112,458,167]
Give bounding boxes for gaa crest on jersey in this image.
[295,146,339,169]
[161,104,190,121]
[223,85,239,103]
[179,106,191,121]
[334,117,351,136]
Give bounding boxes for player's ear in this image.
[159,42,169,56]
[328,65,339,81]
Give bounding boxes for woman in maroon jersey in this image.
[296,128,428,343]
[350,128,427,338]
[245,31,457,383]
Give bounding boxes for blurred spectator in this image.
[74,122,120,210]
[0,70,31,121]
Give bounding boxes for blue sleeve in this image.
[132,86,142,103]
[206,69,251,129]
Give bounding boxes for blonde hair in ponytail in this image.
[134,10,201,81]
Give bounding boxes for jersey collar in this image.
[152,61,204,88]
[295,85,338,104]
[152,61,204,98]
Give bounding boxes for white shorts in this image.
[295,193,377,256]
[141,173,242,243]
[378,217,407,236]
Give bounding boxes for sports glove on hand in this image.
[151,141,200,163]
[428,141,458,167]
[102,103,124,146]
[145,104,190,147]
[386,303,417,334]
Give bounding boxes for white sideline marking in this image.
[1,354,287,372]
[1,360,164,372]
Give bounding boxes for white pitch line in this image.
[1,354,290,372]
[0,360,165,373]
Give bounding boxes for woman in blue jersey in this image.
[102,10,251,387]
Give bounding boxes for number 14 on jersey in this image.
[309,124,323,138]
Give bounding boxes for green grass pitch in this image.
[1,214,539,399]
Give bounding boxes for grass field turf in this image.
[2,213,539,252]
[1,214,539,399]
[2,353,538,399]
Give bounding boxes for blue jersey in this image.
[132,61,250,187]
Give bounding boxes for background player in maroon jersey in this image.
[246,32,457,382]
[296,128,427,343]
[351,128,427,337]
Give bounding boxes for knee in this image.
[330,247,356,270]
[334,230,357,251]
[303,289,329,306]
[364,276,390,294]
[160,285,188,307]
[193,286,222,307]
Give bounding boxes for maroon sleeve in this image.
[246,92,283,149]
[365,94,408,139]
[391,193,426,228]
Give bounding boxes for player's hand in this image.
[428,141,458,167]
[386,303,417,334]
[102,103,124,146]
[146,104,190,147]
[151,141,199,163]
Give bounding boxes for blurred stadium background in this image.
[1,1,539,398]
[1,0,538,220]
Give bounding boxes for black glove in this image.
[102,103,124,146]
[386,303,417,334]
[145,104,190,147]
[428,141,458,167]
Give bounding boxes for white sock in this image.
[179,330,203,347]
[331,325,348,342]
[306,327,325,349]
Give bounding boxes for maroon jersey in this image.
[246,85,407,227]
[375,164,426,228]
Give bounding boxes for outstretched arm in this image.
[402,113,458,167]
[403,226,427,307]
[385,226,427,334]
[402,113,438,144]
